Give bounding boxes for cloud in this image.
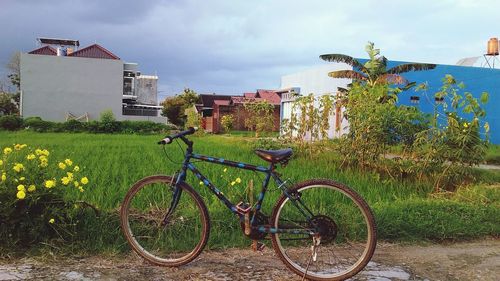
[1,0,499,97]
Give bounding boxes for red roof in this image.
[213,100,231,106]
[28,46,57,56]
[256,89,281,105]
[68,44,120,60]
[244,92,257,98]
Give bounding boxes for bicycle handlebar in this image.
[158,127,197,145]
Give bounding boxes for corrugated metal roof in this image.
[28,46,57,56]
[38,37,80,47]
[68,44,120,60]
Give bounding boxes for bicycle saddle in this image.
[254,148,293,163]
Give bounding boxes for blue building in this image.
[281,60,500,143]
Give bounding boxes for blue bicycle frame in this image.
[165,134,315,235]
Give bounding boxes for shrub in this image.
[244,101,275,137]
[0,144,92,247]
[23,117,57,132]
[60,120,85,132]
[220,115,234,134]
[0,115,23,131]
[99,110,121,133]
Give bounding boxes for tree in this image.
[320,42,436,99]
[6,52,21,109]
[161,88,200,127]
[244,101,274,137]
[0,93,18,115]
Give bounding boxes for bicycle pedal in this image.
[251,241,266,252]
[236,201,251,213]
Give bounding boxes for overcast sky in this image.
[0,0,499,100]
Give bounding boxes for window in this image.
[410,96,420,104]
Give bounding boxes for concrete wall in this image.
[20,53,123,121]
[135,75,158,105]
[280,60,500,143]
[118,114,167,123]
[280,63,352,138]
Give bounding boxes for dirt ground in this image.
[0,239,498,281]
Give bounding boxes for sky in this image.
[0,0,499,100]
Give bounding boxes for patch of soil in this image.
[0,239,498,280]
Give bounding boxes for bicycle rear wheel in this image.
[270,179,376,281]
[120,175,210,266]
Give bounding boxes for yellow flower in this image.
[73,181,79,187]
[235,177,242,184]
[49,218,55,224]
[223,168,227,173]
[27,154,36,160]
[464,123,469,128]
[44,180,56,189]
[35,149,43,156]
[28,185,36,192]
[0,160,3,166]
[19,177,25,181]
[199,181,204,185]
[78,186,84,192]
[231,181,236,186]
[58,162,67,170]
[81,177,89,185]
[64,159,73,166]
[16,190,26,200]
[39,161,48,168]
[61,177,70,185]
[1,173,6,182]
[42,149,49,156]
[17,184,25,191]
[14,144,23,150]
[73,166,80,172]
[66,172,74,179]
[13,163,24,172]
[4,147,12,155]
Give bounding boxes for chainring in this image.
[240,211,269,240]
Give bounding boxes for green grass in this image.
[485,144,500,165]
[0,131,498,254]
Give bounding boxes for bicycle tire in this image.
[120,175,210,266]
[270,179,376,281]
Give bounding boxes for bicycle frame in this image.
[167,138,315,235]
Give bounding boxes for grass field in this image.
[486,144,500,164]
[1,131,499,254]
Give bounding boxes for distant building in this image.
[197,89,291,133]
[20,37,165,122]
[281,59,500,143]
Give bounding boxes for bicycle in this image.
[120,127,377,281]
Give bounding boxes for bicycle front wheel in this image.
[270,179,376,281]
[120,175,210,266]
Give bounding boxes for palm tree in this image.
[320,42,436,89]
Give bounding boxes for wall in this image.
[135,75,158,105]
[20,53,123,121]
[280,59,500,143]
[280,63,352,138]
[375,59,500,144]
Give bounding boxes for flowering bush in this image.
[0,144,90,246]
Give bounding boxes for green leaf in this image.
[480,92,489,104]
[484,122,490,133]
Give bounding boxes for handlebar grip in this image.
[158,127,197,145]
[158,137,172,145]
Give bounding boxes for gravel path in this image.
[0,239,498,281]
